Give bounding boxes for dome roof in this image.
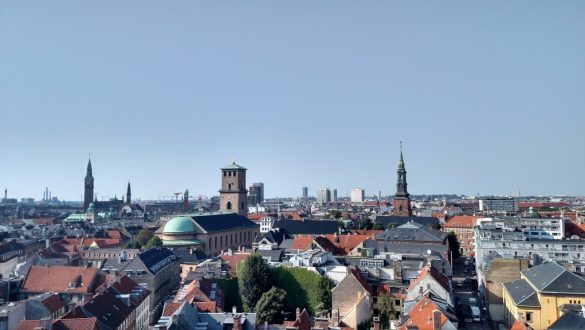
[164,216,196,234]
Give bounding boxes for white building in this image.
[317,188,331,203]
[351,188,365,203]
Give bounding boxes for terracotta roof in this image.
[323,234,371,255]
[290,236,313,251]
[162,302,182,316]
[218,252,251,276]
[40,293,65,313]
[443,216,480,229]
[349,229,385,235]
[174,281,212,304]
[194,301,217,312]
[22,266,99,294]
[408,266,450,293]
[509,319,528,330]
[18,317,98,330]
[105,229,123,239]
[396,296,449,330]
[566,221,585,238]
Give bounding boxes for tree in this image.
[146,236,163,249]
[378,294,396,328]
[315,275,334,317]
[136,228,154,246]
[360,216,373,230]
[126,241,142,249]
[238,254,272,311]
[372,222,385,230]
[447,231,461,261]
[255,287,287,324]
[330,210,342,219]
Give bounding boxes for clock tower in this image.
[219,162,248,216]
[84,158,94,211]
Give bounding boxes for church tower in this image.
[84,158,94,211]
[393,143,412,217]
[126,181,131,204]
[219,162,248,216]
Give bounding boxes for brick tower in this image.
[219,162,248,216]
[393,143,412,217]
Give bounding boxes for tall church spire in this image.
[126,181,131,204]
[393,142,412,216]
[84,157,94,211]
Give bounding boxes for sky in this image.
[1,1,584,201]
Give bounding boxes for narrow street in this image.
[452,257,491,330]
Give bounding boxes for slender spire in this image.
[395,142,409,197]
[398,141,405,170]
[126,181,131,204]
[86,156,93,177]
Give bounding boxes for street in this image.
[452,257,491,330]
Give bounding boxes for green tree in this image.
[447,231,461,261]
[378,294,396,328]
[136,228,154,246]
[126,241,142,249]
[372,222,385,230]
[238,254,272,311]
[330,210,342,219]
[255,287,287,324]
[360,216,373,230]
[146,236,163,249]
[315,275,334,317]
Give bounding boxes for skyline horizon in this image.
[2,2,584,200]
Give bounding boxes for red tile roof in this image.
[509,319,529,330]
[194,301,217,312]
[349,229,385,236]
[40,293,65,313]
[290,236,314,251]
[443,216,480,229]
[408,266,450,293]
[323,234,371,255]
[18,317,98,330]
[218,252,251,276]
[162,302,182,316]
[566,221,585,238]
[396,296,449,330]
[22,266,99,294]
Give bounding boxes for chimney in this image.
[233,314,242,330]
[83,293,93,304]
[296,307,301,320]
[372,317,380,330]
[40,316,52,330]
[331,308,340,325]
[432,310,441,330]
[232,306,237,314]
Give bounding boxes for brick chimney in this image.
[432,310,441,330]
[40,316,52,330]
[372,317,380,330]
[233,314,242,330]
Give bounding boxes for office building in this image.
[351,188,365,203]
[317,189,331,203]
[248,182,264,205]
[479,197,519,215]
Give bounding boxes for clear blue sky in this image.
[1,1,584,201]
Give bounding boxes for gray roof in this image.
[374,215,440,228]
[257,249,285,262]
[375,221,446,242]
[522,262,585,294]
[362,239,448,258]
[503,279,540,307]
[548,311,585,330]
[188,212,258,233]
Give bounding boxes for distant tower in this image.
[219,162,248,216]
[183,189,189,211]
[126,181,131,204]
[393,143,412,217]
[84,158,94,211]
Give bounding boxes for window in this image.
[227,202,232,210]
[241,202,245,209]
[395,300,401,306]
[215,237,217,248]
[526,312,533,322]
[224,171,226,177]
[220,236,223,247]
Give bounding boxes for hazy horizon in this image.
[1,1,584,200]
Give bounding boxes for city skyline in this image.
[1,1,584,199]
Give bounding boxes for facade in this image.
[219,162,248,216]
[479,198,519,215]
[332,189,338,202]
[392,145,412,217]
[443,216,480,256]
[84,158,94,211]
[502,262,585,330]
[156,213,259,256]
[331,268,372,330]
[317,189,331,203]
[302,187,308,199]
[351,189,365,203]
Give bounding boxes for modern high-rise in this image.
[302,187,308,199]
[351,188,365,203]
[248,182,264,205]
[332,189,338,202]
[219,162,248,216]
[84,158,94,211]
[317,188,331,203]
[479,198,519,215]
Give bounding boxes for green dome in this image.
[164,216,196,234]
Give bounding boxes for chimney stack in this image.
[432,310,442,330]
[40,316,52,330]
[372,317,380,330]
[233,314,242,330]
